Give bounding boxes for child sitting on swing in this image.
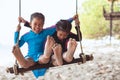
[51,19,81,66]
[18,14,81,66]
[13,12,56,69]
[12,12,80,78]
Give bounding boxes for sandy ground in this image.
[0,39,120,80]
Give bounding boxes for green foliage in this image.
[79,0,120,39]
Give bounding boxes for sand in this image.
[0,39,120,80]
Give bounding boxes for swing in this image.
[6,0,94,75]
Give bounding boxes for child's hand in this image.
[72,14,78,20]
[16,24,21,32]
[73,14,80,26]
[18,17,26,23]
[75,18,80,26]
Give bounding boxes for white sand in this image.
[0,39,120,80]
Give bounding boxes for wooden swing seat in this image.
[6,54,93,75]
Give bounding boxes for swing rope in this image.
[76,0,78,15]
[14,0,21,74]
[75,0,84,54]
[16,0,21,44]
[19,0,21,18]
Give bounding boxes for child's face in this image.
[30,18,44,34]
[57,30,68,40]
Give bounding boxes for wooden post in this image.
[109,0,114,43]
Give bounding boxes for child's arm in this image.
[14,24,25,47]
[14,24,21,44]
[74,14,82,41]
[68,14,82,41]
[45,15,79,35]
[24,22,31,28]
[67,14,79,23]
[72,29,82,41]
[18,17,31,28]
[74,14,80,26]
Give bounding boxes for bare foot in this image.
[38,55,50,64]
[63,38,77,62]
[12,45,34,68]
[44,35,55,58]
[39,36,55,64]
[12,45,21,56]
[52,43,63,66]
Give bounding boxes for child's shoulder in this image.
[22,31,31,37]
[24,32,30,35]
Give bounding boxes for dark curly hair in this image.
[56,20,72,33]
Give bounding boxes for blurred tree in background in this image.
[74,0,120,39]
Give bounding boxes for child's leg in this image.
[12,45,35,68]
[52,43,63,66]
[39,36,55,64]
[63,38,77,62]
